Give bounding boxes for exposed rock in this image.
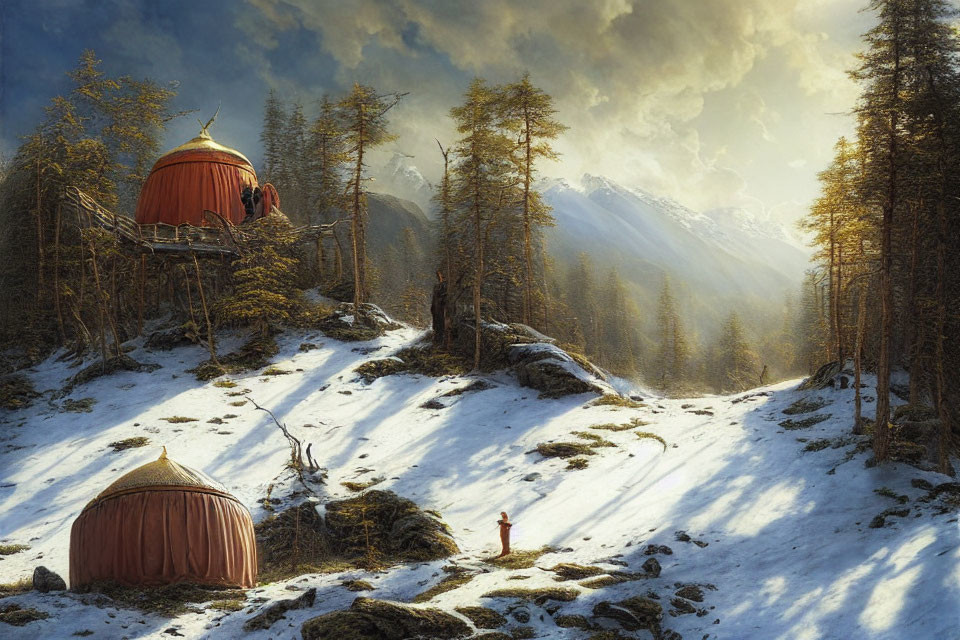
[510,342,609,398]
[301,597,471,640]
[521,473,541,482]
[32,565,65,592]
[674,585,704,602]
[799,361,842,390]
[644,544,673,556]
[592,595,663,634]
[450,318,611,397]
[318,303,402,342]
[641,557,662,578]
[244,588,316,631]
[144,324,200,351]
[669,597,697,615]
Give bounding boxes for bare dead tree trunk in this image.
[874,12,901,462]
[854,285,867,435]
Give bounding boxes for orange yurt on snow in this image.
[69,448,257,588]
[134,112,278,227]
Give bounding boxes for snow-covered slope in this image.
[1,324,958,639]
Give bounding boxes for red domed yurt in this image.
[70,448,257,588]
[134,112,277,227]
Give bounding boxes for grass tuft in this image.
[109,437,149,452]
[566,457,590,470]
[635,431,668,451]
[412,568,476,603]
[213,380,237,388]
[587,395,646,409]
[481,587,579,603]
[483,546,555,570]
[161,416,197,423]
[535,442,596,459]
[0,544,30,556]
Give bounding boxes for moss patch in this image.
[257,491,459,582]
[341,477,385,492]
[635,432,668,451]
[355,358,407,383]
[590,417,650,432]
[213,380,237,388]
[0,375,39,411]
[161,416,197,423]
[62,397,96,412]
[536,442,597,459]
[572,432,616,448]
[0,604,49,626]
[483,547,555,570]
[0,544,29,556]
[587,395,645,409]
[343,580,374,592]
[262,366,291,376]
[455,606,506,629]
[207,599,245,612]
[0,577,32,597]
[73,582,245,617]
[301,596,471,640]
[412,568,475,603]
[189,334,279,381]
[548,563,605,581]
[109,437,149,452]
[779,414,831,430]
[481,587,579,603]
[356,347,471,384]
[803,439,832,452]
[783,398,829,415]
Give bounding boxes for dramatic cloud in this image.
[1,0,872,230]
[237,0,869,227]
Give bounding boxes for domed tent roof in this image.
[84,447,229,509]
[134,112,258,227]
[70,448,257,589]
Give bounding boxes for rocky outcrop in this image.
[32,566,65,593]
[318,303,402,342]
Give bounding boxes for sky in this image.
[0,0,876,227]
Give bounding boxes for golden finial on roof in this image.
[160,446,168,460]
[196,103,221,140]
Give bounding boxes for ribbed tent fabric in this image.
[134,130,258,227]
[69,448,257,588]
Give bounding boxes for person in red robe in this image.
[497,511,512,557]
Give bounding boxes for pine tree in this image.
[309,96,348,224]
[448,78,515,368]
[712,312,760,393]
[501,74,567,326]
[216,217,304,336]
[653,275,689,389]
[260,89,286,186]
[337,84,403,307]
